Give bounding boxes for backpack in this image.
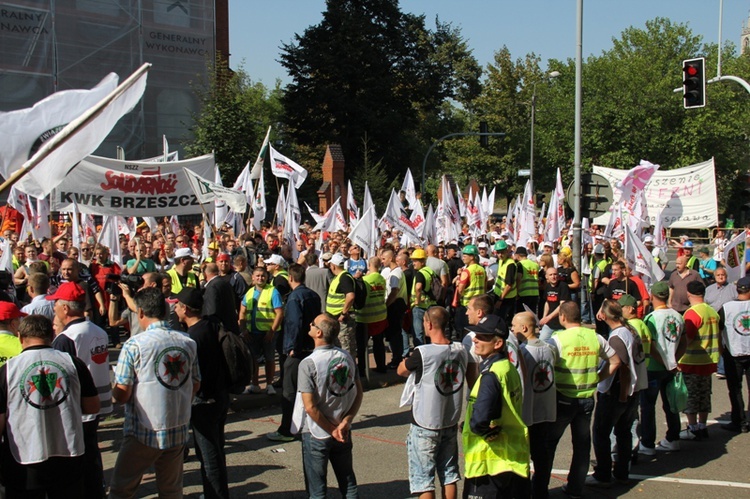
[217,322,254,394]
[423,267,445,303]
[346,273,368,310]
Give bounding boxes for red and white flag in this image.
[269,145,307,189]
[347,180,359,225]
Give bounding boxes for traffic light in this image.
[682,57,706,109]
[479,121,488,147]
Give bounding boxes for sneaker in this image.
[721,422,743,433]
[742,423,750,434]
[638,443,656,456]
[584,475,612,488]
[656,438,680,451]
[266,385,276,395]
[243,385,261,395]
[680,427,701,441]
[561,484,582,498]
[266,431,295,442]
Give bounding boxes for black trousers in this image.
[724,352,750,426]
[385,299,407,363]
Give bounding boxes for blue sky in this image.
[228,0,750,86]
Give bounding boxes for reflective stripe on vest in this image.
[326,271,350,316]
[357,273,387,324]
[462,357,529,479]
[554,326,601,398]
[460,263,486,306]
[245,285,276,332]
[517,259,540,297]
[681,302,720,365]
[493,258,518,299]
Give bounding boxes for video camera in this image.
[105,274,144,297]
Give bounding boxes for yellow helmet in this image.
[411,248,427,260]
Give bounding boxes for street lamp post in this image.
[529,71,560,194]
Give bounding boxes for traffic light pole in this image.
[420,131,505,195]
[572,0,583,311]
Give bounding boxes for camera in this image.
[105,274,144,296]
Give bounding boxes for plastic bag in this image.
[666,372,688,414]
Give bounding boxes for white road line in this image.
[550,470,750,489]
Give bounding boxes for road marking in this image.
[551,470,750,489]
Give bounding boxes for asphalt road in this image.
[99,365,750,498]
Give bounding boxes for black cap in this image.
[687,280,706,297]
[465,314,508,338]
[515,246,528,256]
[176,287,203,310]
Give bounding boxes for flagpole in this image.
[0,63,151,196]
[244,178,256,234]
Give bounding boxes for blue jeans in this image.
[543,394,595,496]
[406,307,427,355]
[406,424,460,494]
[302,432,358,499]
[639,370,681,448]
[592,391,638,482]
[581,281,593,323]
[191,392,230,499]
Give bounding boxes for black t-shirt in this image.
[606,278,642,302]
[187,318,227,400]
[273,274,291,299]
[335,272,355,295]
[544,281,571,330]
[557,265,578,288]
[446,257,463,281]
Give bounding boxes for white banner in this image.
[51,153,215,216]
[593,159,718,229]
[183,168,247,213]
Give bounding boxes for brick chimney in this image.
[318,144,345,214]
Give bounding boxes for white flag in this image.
[162,135,169,163]
[624,225,665,282]
[347,180,359,225]
[441,177,461,238]
[380,189,420,241]
[423,204,436,245]
[275,184,286,228]
[71,203,82,248]
[400,168,418,210]
[7,64,149,198]
[143,216,158,233]
[170,215,180,236]
[232,161,254,204]
[213,168,229,227]
[410,200,426,237]
[35,197,51,240]
[183,167,247,214]
[250,126,271,180]
[455,181,466,217]
[99,215,122,264]
[486,187,496,218]
[363,181,374,218]
[82,214,96,241]
[269,145,307,188]
[313,197,346,232]
[305,202,324,224]
[0,239,13,274]
[252,169,267,230]
[283,185,301,249]
[349,206,377,258]
[518,180,536,246]
[722,231,747,283]
[0,73,118,181]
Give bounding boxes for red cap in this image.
[0,302,27,321]
[46,282,86,302]
[216,253,231,262]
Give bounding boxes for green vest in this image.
[686,255,699,271]
[460,263,486,306]
[493,258,518,299]
[681,302,720,365]
[245,285,276,332]
[357,272,387,324]
[589,258,608,291]
[275,269,289,281]
[0,332,21,367]
[167,267,198,295]
[629,318,651,368]
[517,259,540,297]
[413,267,436,309]
[462,357,530,479]
[553,326,601,398]
[326,271,352,316]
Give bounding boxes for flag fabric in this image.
[624,225,665,282]
[35,197,51,240]
[466,194,481,229]
[400,168,418,210]
[486,187,496,218]
[252,169,267,230]
[282,185,301,250]
[363,181,374,218]
[0,238,13,273]
[6,65,149,198]
[455,182,466,217]
[250,126,271,180]
[275,185,286,228]
[545,168,565,242]
[349,206,377,258]
[410,201,426,237]
[183,167,247,214]
[518,180,536,246]
[441,177,461,238]
[83,213,96,241]
[7,186,36,240]
[202,214,211,260]
[653,208,665,248]
[380,189,420,241]
[423,204,436,245]
[481,187,489,216]
[213,167,229,227]
[162,135,169,163]
[304,202,324,224]
[99,215,122,264]
[170,215,180,235]
[232,161,254,204]
[723,231,747,283]
[0,73,118,182]
[616,160,660,225]
[313,198,347,232]
[71,203,82,248]
[347,180,358,225]
[269,145,307,189]
[143,217,158,234]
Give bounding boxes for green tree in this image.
[278,0,481,186]
[186,60,283,184]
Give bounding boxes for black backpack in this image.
[423,267,445,303]
[217,323,254,394]
[346,273,368,310]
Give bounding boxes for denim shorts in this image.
[247,332,275,364]
[406,423,461,493]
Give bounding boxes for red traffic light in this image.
[685,65,698,76]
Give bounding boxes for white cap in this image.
[264,254,285,266]
[175,248,193,260]
[643,234,654,243]
[500,230,511,237]
[543,241,553,248]
[330,253,347,267]
[477,241,488,249]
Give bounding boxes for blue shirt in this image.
[283,285,321,355]
[346,258,367,276]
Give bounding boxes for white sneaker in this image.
[243,385,261,395]
[638,443,656,456]
[656,438,680,451]
[266,385,276,395]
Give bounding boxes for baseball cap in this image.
[643,234,654,243]
[542,241,553,248]
[176,287,203,310]
[462,244,478,256]
[208,242,219,250]
[330,253,347,267]
[477,241,488,249]
[617,294,637,308]
[465,314,508,337]
[736,276,750,293]
[216,253,231,262]
[699,247,710,255]
[494,240,508,252]
[264,254,285,266]
[515,246,528,256]
[687,280,705,296]
[411,248,427,259]
[0,302,27,321]
[175,247,193,260]
[46,282,86,302]
[651,281,670,299]
[684,241,694,248]
[593,244,605,254]
[321,252,333,262]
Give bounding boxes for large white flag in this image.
[518,180,536,246]
[722,231,747,283]
[455,181,466,217]
[545,168,565,242]
[82,214,96,241]
[275,184,286,228]
[5,64,149,198]
[400,168,418,210]
[71,203,82,247]
[349,206,377,258]
[252,169,267,230]
[305,202,324,224]
[233,161,254,204]
[313,198,347,232]
[624,225,665,282]
[423,204,436,245]
[99,215,122,264]
[283,185,301,248]
[363,181,374,218]
[617,160,660,214]
[380,189,420,241]
[169,215,180,236]
[347,180,359,225]
[35,197,51,240]
[183,168,247,213]
[250,126,271,180]
[269,145,307,189]
[410,200,426,237]
[0,73,118,181]
[441,177,461,239]
[213,168,229,227]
